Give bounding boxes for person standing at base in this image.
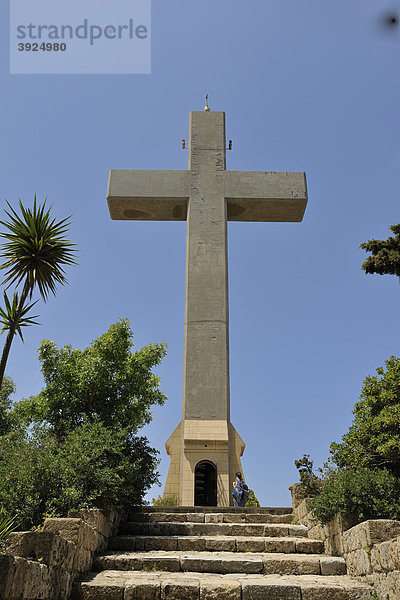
[232,472,247,507]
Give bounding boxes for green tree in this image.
[0,422,160,529]
[0,197,76,388]
[0,291,39,343]
[330,356,400,476]
[13,319,167,440]
[311,467,400,525]
[360,224,400,277]
[54,421,159,513]
[0,376,16,435]
[0,320,167,528]
[0,429,57,529]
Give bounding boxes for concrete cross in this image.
[107,108,307,506]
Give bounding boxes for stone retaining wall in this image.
[0,508,121,600]
[343,520,400,600]
[290,490,357,556]
[289,483,400,600]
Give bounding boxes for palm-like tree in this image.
[0,196,76,387]
[0,290,39,341]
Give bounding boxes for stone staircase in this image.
[71,506,375,599]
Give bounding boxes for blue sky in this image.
[1,0,399,506]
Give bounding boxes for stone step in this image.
[109,535,324,555]
[120,521,308,538]
[128,512,294,524]
[93,551,346,577]
[130,506,292,515]
[72,570,375,599]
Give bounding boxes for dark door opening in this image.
[194,460,217,506]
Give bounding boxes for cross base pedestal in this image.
[164,420,245,507]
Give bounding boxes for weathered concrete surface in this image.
[225,171,307,221]
[107,170,190,221]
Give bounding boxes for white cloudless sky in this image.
[1,0,399,506]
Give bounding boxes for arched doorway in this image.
[194,460,217,506]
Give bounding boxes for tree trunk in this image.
[0,280,30,389]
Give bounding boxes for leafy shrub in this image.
[311,467,400,525]
[245,489,260,507]
[295,358,400,526]
[0,430,56,529]
[0,422,159,529]
[51,421,159,514]
[30,510,60,532]
[330,357,400,477]
[152,495,179,506]
[294,454,322,496]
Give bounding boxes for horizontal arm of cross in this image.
[107,170,189,221]
[225,171,307,222]
[107,169,307,222]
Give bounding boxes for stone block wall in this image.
[343,520,400,600]
[0,508,121,600]
[291,493,357,556]
[289,483,400,599]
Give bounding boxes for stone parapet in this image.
[288,483,308,510]
[289,482,400,599]
[0,554,52,600]
[6,531,76,571]
[0,507,122,600]
[343,520,400,555]
[68,508,120,540]
[342,520,400,599]
[289,486,358,556]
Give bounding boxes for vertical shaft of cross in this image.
[182,111,230,421]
